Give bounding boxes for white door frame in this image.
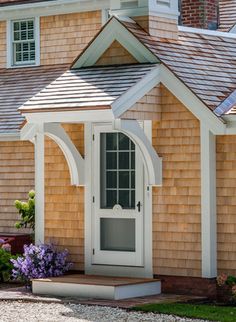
[92,124,144,267]
[84,121,153,278]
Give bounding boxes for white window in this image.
[7,17,40,67]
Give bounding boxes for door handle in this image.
[137,201,141,212]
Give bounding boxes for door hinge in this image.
[93,248,95,255]
[92,134,95,141]
[92,196,95,203]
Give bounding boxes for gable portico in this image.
[15,9,236,298]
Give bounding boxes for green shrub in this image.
[14,190,35,231]
[0,248,16,282]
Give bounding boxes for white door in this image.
[92,124,144,267]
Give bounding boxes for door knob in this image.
[137,201,141,212]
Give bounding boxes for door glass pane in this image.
[119,152,129,169]
[118,133,129,150]
[118,190,130,208]
[107,171,117,188]
[100,132,136,209]
[119,171,129,188]
[100,218,135,252]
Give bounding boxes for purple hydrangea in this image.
[11,243,72,283]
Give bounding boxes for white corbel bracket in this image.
[44,123,85,186]
[21,122,85,186]
[113,119,162,186]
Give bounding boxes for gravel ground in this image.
[0,301,208,322]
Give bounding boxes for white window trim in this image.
[7,16,40,68]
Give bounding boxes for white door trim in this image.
[92,124,144,267]
[84,121,153,278]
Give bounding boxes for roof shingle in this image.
[20,64,157,113]
[120,19,236,115]
[0,64,68,133]
[219,0,236,31]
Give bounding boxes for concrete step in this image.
[32,274,161,300]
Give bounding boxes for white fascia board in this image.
[109,7,148,17]
[112,65,160,117]
[44,123,85,186]
[160,64,226,135]
[179,25,236,39]
[113,119,162,186]
[72,18,158,68]
[0,0,109,20]
[22,109,114,124]
[0,132,20,141]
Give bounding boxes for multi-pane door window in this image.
[100,132,135,209]
[12,19,35,65]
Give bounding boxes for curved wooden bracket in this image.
[44,123,85,186]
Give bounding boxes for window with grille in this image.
[100,132,136,209]
[12,19,36,66]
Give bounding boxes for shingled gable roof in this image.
[19,64,159,113]
[118,19,236,116]
[219,0,236,32]
[0,64,68,134]
[66,16,236,117]
[20,16,236,118]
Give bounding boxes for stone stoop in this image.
[32,274,161,300]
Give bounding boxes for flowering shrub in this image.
[14,190,35,231]
[11,244,72,284]
[217,273,236,300]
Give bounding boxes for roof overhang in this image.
[0,0,109,20]
[19,64,161,122]
[19,16,230,136]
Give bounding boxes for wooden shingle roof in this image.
[20,64,157,113]
[120,19,236,115]
[219,0,236,31]
[0,64,68,133]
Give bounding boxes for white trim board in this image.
[0,0,109,20]
[34,123,45,245]
[0,133,20,141]
[112,65,161,117]
[200,124,217,278]
[22,109,114,124]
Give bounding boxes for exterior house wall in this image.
[216,135,236,276]
[44,124,84,270]
[95,40,138,66]
[152,85,201,277]
[42,85,202,277]
[122,85,162,120]
[0,11,101,68]
[0,141,34,233]
[40,11,101,66]
[0,21,6,68]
